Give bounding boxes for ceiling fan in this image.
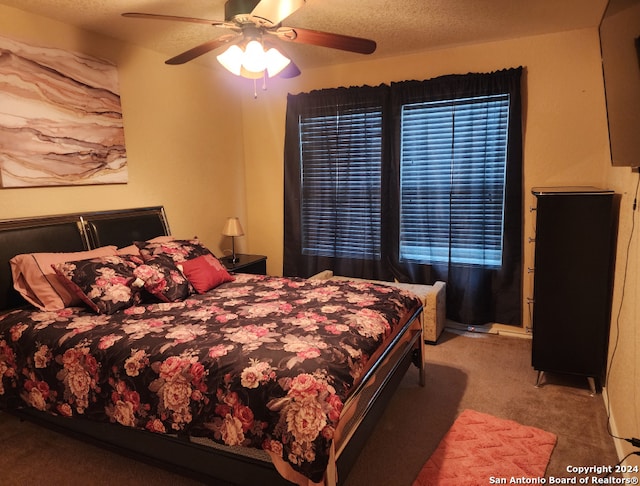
[122,0,377,80]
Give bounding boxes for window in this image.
[299,106,383,260]
[400,94,510,267]
[297,94,510,267]
[284,68,523,326]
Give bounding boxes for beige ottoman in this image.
[382,281,446,344]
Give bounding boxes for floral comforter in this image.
[0,274,421,482]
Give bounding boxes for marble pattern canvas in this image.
[0,36,127,187]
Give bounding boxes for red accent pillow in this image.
[179,254,234,294]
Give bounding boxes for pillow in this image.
[116,244,140,256]
[52,255,143,314]
[117,236,175,256]
[10,246,118,311]
[135,238,212,264]
[179,254,234,293]
[133,254,192,302]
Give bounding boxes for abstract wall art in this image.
[0,36,127,187]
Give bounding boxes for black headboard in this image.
[81,207,170,248]
[0,206,170,312]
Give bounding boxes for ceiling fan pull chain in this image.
[253,78,258,99]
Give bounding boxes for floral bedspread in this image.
[0,274,421,482]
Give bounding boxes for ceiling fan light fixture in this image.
[216,39,291,79]
[242,39,268,72]
[264,46,291,77]
[216,44,244,75]
[124,3,377,76]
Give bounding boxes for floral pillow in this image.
[117,235,175,256]
[135,238,212,264]
[133,254,192,302]
[52,255,144,314]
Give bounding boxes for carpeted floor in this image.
[0,329,620,485]
[344,329,620,486]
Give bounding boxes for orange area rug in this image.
[413,409,557,486]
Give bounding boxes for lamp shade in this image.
[216,44,244,76]
[242,40,267,73]
[222,217,244,237]
[264,46,291,77]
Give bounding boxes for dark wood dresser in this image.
[531,187,616,394]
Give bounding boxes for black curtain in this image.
[283,84,392,280]
[283,68,524,326]
[387,68,523,326]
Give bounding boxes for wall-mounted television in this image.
[599,0,640,167]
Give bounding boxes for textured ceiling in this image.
[0,0,608,71]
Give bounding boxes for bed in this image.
[0,206,425,486]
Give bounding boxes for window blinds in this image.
[297,94,510,267]
[399,94,510,267]
[299,107,383,259]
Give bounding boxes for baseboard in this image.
[601,387,628,466]
[445,321,532,339]
[445,321,498,335]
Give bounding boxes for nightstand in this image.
[221,254,267,275]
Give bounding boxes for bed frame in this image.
[0,206,424,486]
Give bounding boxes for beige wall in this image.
[241,27,639,467]
[1,3,638,469]
[605,166,640,466]
[242,27,611,301]
[0,4,248,256]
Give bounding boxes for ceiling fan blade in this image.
[122,12,226,26]
[278,60,301,78]
[165,35,241,65]
[277,27,376,54]
[251,0,305,25]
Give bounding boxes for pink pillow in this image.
[10,246,118,311]
[116,244,141,256]
[179,254,234,294]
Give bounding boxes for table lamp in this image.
[222,217,244,263]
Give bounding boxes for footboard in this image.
[334,308,424,482]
